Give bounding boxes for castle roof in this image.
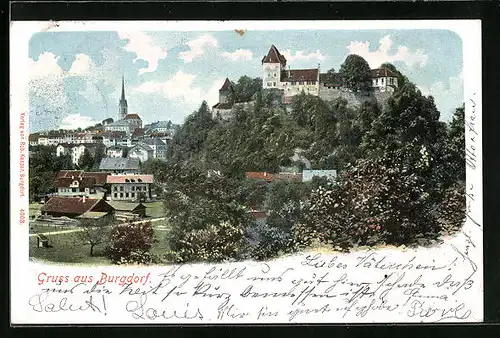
[219,78,232,92]
[281,68,319,82]
[262,45,287,65]
[212,102,233,110]
[370,68,397,78]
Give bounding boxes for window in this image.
[113,186,117,191]
[120,193,123,198]
[273,82,276,86]
[114,193,117,198]
[131,186,135,191]
[131,193,135,198]
[137,178,142,183]
[267,82,272,86]
[120,186,124,191]
[72,188,77,192]
[126,193,129,198]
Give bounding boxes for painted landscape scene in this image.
[27,28,466,266]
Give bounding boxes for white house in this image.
[106,145,125,158]
[143,138,167,160]
[127,143,153,163]
[56,143,98,165]
[370,68,399,92]
[107,174,154,201]
[302,169,337,182]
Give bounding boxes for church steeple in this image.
[118,75,128,120]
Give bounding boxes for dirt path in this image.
[29,217,167,237]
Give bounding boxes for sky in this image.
[28,28,463,132]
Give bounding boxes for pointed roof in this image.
[219,78,232,92]
[120,75,126,101]
[262,45,287,65]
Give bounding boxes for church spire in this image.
[121,75,126,101]
[118,75,128,120]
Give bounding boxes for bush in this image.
[244,222,292,261]
[436,183,466,234]
[168,221,246,263]
[106,222,157,264]
[299,156,441,251]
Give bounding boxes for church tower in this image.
[118,76,128,120]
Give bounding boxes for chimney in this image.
[82,195,86,203]
[288,65,290,78]
[264,172,267,177]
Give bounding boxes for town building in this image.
[55,170,109,198]
[302,169,337,182]
[143,138,167,160]
[106,145,125,158]
[106,174,154,201]
[99,157,140,174]
[107,201,147,221]
[128,143,153,162]
[56,143,99,165]
[40,196,114,219]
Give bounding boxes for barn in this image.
[40,196,114,219]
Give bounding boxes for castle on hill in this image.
[212,44,399,120]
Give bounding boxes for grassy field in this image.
[144,201,166,218]
[29,203,42,218]
[29,227,169,265]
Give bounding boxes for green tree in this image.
[77,218,112,257]
[78,148,94,170]
[339,54,372,91]
[231,76,262,103]
[93,143,106,170]
[265,180,309,232]
[107,221,157,264]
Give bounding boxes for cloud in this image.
[133,71,224,107]
[68,53,96,76]
[280,49,327,63]
[58,114,99,130]
[179,34,218,63]
[29,52,64,79]
[418,72,464,121]
[221,49,253,61]
[346,35,428,68]
[118,31,168,75]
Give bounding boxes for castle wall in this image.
[318,86,393,110]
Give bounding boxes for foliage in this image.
[78,148,94,170]
[106,222,157,264]
[299,155,441,251]
[230,76,262,103]
[168,222,246,263]
[77,218,112,257]
[162,163,251,263]
[29,145,73,201]
[264,180,309,232]
[436,183,466,234]
[244,222,292,261]
[339,54,372,91]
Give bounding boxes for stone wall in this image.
[318,86,393,110]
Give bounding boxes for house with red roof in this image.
[55,170,110,198]
[106,174,154,201]
[40,196,114,218]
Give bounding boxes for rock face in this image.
[318,86,393,110]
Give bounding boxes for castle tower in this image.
[118,75,128,120]
[262,45,287,89]
[219,78,232,103]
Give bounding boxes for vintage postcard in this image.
[10,20,482,324]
